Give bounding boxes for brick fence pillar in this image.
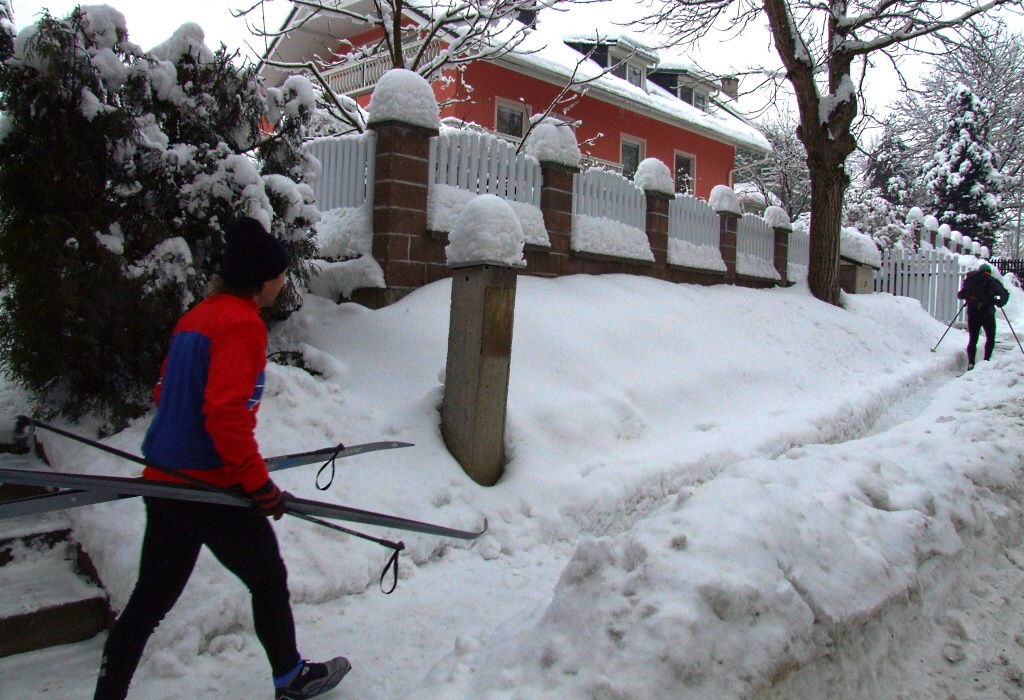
[364,119,438,307]
[773,225,791,286]
[539,162,579,275]
[718,211,739,283]
[645,191,671,277]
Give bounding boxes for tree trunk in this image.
[806,165,845,306]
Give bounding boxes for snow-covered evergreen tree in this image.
[0,8,319,425]
[920,84,1004,250]
[0,0,14,60]
[867,127,914,207]
[843,183,913,251]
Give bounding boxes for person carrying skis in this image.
[957,263,1010,369]
[93,217,350,700]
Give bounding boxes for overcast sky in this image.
[11,0,293,59]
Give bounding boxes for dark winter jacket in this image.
[141,293,271,492]
[958,270,1009,316]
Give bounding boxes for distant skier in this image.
[93,218,350,700]
[957,263,1009,369]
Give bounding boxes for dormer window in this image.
[610,55,645,88]
[679,84,709,111]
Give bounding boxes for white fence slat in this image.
[305,134,375,212]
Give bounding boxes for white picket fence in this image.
[572,167,646,231]
[737,213,775,273]
[788,228,809,268]
[874,248,964,324]
[429,129,542,207]
[305,133,376,211]
[668,193,719,248]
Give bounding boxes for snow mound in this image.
[633,158,674,195]
[446,194,526,266]
[524,117,580,168]
[710,184,741,215]
[841,227,881,267]
[367,69,440,130]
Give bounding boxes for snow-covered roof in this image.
[263,1,769,154]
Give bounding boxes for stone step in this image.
[0,535,112,658]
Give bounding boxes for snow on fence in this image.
[668,193,719,249]
[736,213,778,279]
[572,167,646,231]
[875,247,964,324]
[429,129,542,207]
[305,133,376,212]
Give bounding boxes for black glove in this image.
[247,479,287,520]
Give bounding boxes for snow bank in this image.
[667,239,726,272]
[571,215,654,261]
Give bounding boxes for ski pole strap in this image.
[287,510,406,594]
[315,443,346,491]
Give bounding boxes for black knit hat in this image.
[220,217,289,289]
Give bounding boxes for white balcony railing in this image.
[320,39,445,95]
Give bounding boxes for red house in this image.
[260,1,769,200]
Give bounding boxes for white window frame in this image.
[609,49,646,89]
[621,135,646,179]
[495,98,530,140]
[674,151,696,194]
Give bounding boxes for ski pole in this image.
[1002,307,1024,354]
[932,302,966,352]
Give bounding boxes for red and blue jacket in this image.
[142,293,270,492]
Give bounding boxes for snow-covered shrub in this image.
[0,8,318,425]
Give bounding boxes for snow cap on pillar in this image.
[446,194,526,267]
[633,158,674,195]
[524,116,580,168]
[710,184,741,215]
[763,206,791,230]
[367,68,440,130]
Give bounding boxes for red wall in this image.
[438,61,736,200]
[335,35,737,200]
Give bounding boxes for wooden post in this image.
[773,225,791,286]
[645,191,671,278]
[718,211,739,284]
[441,263,518,486]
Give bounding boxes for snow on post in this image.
[367,68,441,130]
[905,207,924,224]
[632,158,674,196]
[922,215,939,231]
[710,184,741,215]
[952,230,964,244]
[840,227,881,268]
[981,246,990,259]
[446,194,526,267]
[763,206,791,230]
[523,116,580,168]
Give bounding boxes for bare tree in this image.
[643,0,1023,305]
[735,113,811,220]
[240,0,559,131]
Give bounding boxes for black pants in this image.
[93,497,300,700]
[967,308,997,365]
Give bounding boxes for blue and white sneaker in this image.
[275,657,351,699]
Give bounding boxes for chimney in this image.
[720,76,739,100]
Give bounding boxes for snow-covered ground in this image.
[3,274,1024,699]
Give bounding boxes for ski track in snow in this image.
[2,346,1002,700]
